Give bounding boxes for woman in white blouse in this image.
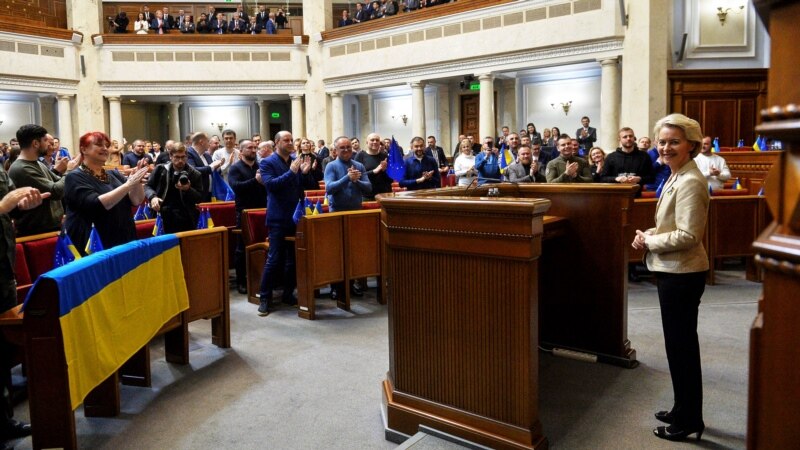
[134,13,149,34]
[453,138,477,186]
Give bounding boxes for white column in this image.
[410,81,426,139]
[107,96,123,145]
[56,94,75,155]
[478,74,495,141]
[598,57,621,153]
[168,102,181,142]
[330,92,345,140]
[258,100,270,139]
[290,94,305,138]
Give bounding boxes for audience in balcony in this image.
[142,5,153,23]
[175,10,188,29]
[276,9,288,29]
[235,5,249,23]
[339,10,353,27]
[255,6,269,27]
[196,13,210,34]
[161,7,176,30]
[246,17,261,34]
[265,13,277,34]
[212,13,228,34]
[179,16,195,33]
[229,13,247,34]
[151,10,169,34]
[134,13,149,34]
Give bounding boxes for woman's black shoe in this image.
[654,410,674,424]
[653,424,704,441]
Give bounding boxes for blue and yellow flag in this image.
[304,198,313,215]
[196,208,214,229]
[758,185,765,196]
[759,135,768,151]
[292,199,305,224]
[386,137,405,182]
[133,203,148,221]
[498,143,514,175]
[312,199,322,215]
[84,224,104,255]
[53,229,81,268]
[655,179,665,198]
[712,137,720,153]
[152,213,165,236]
[733,177,745,190]
[752,135,761,152]
[211,170,236,202]
[25,235,189,409]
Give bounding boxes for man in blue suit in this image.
[187,132,223,202]
[399,136,440,190]
[229,12,247,33]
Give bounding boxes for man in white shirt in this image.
[212,129,240,180]
[695,136,731,190]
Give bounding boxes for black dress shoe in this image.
[237,284,248,295]
[654,410,674,424]
[350,284,363,297]
[0,419,31,440]
[330,288,338,301]
[653,424,704,441]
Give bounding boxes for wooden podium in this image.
[380,193,551,450]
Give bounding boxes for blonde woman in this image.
[453,138,477,186]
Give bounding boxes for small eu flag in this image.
[85,224,105,255]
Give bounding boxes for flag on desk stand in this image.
[313,200,323,215]
[53,228,81,268]
[759,135,769,151]
[655,179,665,198]
[143,203,154,219]
[292,199,305,224]
[733,177,745,190]
[133,203,148,221]
[196,208,214,229]
[211,170,236,202]
[712,137,720,153]
[708,184,714,196]
[152,213,165,236]
[85,224,104,255]
[304,197,314,215]
[386,136,405,182]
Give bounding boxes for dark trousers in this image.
[259,225,296,302]
[233,211,246,287]
[655,270,706,428]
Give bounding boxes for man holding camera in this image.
[145,143,203,233]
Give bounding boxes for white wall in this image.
[369,88,440,151]
[0,98,37,143]
[187,104,252,139]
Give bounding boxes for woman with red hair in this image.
[64,131,148,254]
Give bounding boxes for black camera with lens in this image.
[174,170,190,186]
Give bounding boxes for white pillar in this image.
[290,94,305,138]
[330,92,344,140]
[168,102,181,142]
[478,74,495,141]
[598,57,621,153]
[410,81,426,139]
[107,96,123,145]
[258,100,270,139]
[56,94,75,155]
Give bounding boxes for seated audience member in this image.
[529,139,552,171]
[296,138,324,190]
[228,140,267,294]
[339,9,353,27]
[588,147,606,182]
[354,2,369,23]
[247,17,261,34]
[694,136,731,191]
[507,145,546,183]
[453,138,477,186]
[406,0,421,11]
[265,13,277,34]
[179,16,195,33]
[354,133,392,200]
[9,125,76,236]
[212,13,228,34]
[122,140,154,167]
[65,132,148,255]
[399,136,440,190]
[599,127,655,192]
[111,12,129,33]
[370,1,384,19]
[150,10,169,34]
[474,138,501,184]
[134,13,149,34]
[229,13,247,33]
[145,143,203,233]
[196,13,210,33]
[545,136,592,183]
[645,144,670,191]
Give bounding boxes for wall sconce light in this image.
[211,122,227,132]
[392,114,409,126]
[717,5,744,26]
[550,101,573,116]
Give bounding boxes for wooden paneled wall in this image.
[669,69,768,148]
[0,0,66,28]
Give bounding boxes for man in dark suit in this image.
[161,7,175,30]
[235,5,249,23]
[187,132,223,202]
[339,10,353,27]
[255,5,269,27]
[142,5,152,23]
[246,17,262,34]
[229,13,247,33]
[426,136,449,180]
[576,116,597,153]
[150,10,169,34]
[211,13,228,34]
[175,9,187,29]
[354,3,369,23]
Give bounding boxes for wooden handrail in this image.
[96,33,308,45]
[0,16,80,42]
[321,0,515,42]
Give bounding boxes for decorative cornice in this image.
[0,74,78,92]
[324,38,623,90]
[98,80,306,94]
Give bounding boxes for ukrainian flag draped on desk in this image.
[24,235,190,410]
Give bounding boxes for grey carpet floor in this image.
[10,268,758,450]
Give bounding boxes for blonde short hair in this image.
[653,114,704,158]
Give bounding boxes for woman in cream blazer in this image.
[632,113,709,442]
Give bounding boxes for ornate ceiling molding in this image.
[98,80,306,95]
[324,38,623,91]
[0,74,78,93]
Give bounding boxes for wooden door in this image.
[460,94,479,137]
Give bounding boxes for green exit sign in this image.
[469,83,480,91]
[271,112,281,118]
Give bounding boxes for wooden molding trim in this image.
[96,33,308,45]
[321,0,515,42]
[0,17,80,42]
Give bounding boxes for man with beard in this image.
[545,136,592,183]
[228,140,266,294]
[599,127,654,192]
[8,124,68,235]
[399,136,440,190]
[122,139,154,167]
[145,143,203,233]
[506,145,546,183]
